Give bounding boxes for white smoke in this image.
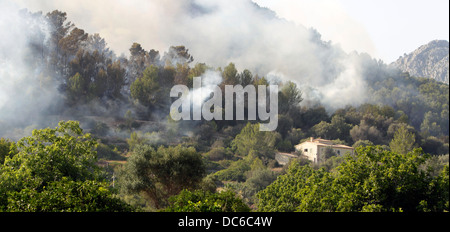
[9,0,376,114]
[0,1,61,135]
[190,70,223,112]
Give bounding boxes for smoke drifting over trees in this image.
[1,4,342,117]
[0,2,56,126]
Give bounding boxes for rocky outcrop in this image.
[392,40,449,84]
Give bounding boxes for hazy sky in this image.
[12,0,450,63]
[254,0,450,62]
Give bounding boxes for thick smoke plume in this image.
[0,1,63,139]
[13,0,372,108]
[1,0,390,138]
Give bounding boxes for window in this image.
[304,148,308,152]
[337,150,341,155]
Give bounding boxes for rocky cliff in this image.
[391,40,449,84]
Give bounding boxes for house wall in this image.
[333,147,354,156]
[317,146,354,157]
[296,142,354,164]
[295,142,319,163]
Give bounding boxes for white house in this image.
[295,137,354,164]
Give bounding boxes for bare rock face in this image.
[392,40,449,84]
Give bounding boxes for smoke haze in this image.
[10,0,372,106]
[0,1,62,136]
[1,0,401,138]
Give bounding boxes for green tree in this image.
[311,121,332,139]
[126,131,147,151]
[425,165,449,212]
[350,120,384,145]
[222,62,239,85]
[238,160,277,206]
[6,177,132,212]
[124,110,134,130]
[91,68,107,98]
[329,115,352,142]
[239,69,254,86]
[421,136,448,155]
[285,128,305,146]
[46,10,73,51]
[85,33,113,57]
[231,123,278,160]
[91,121,109,137]
[440,108,449,135]
[59,27,88,59]
[130,65,161,107]
[159,65,176,88]
[67,72,85,103]
[128,43,154,82]
[389,124,416,154]
[257,146,448,212]
[174,63,190,85]
[276,114,293,139]
[0,138,14,165]
[46,10,74,74]
[0,121,131,212]
[421,111,442,137]
[106,60,125,98]
[257,163,333,212]
[68,48,123,101]
[352,140,374,148]
[129,42,145,57]
[298,106,329,129]
[5,121,101,185]
[187,63,208,87]
[253,75,269,86]
[165,189,250,212]
[333,146,434,212]
[213,159,251,182]
[279,81,303,114]
[311,116,351,142]
[118,144,205,209]
[163,45,193,66]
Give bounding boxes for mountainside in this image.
[391,40,449,84]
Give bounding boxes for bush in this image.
[96,143,125,160]
[205,147,233,161]
[6,178,133,212]
[213,159,250,182]
[0,121,132,212]
[165,189,250,212]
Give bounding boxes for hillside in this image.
[0,5,449,213]
[391,40,449,84]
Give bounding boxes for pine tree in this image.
[389,125,416,154]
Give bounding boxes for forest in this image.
[0,9,448,212]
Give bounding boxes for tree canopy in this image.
[165,189,250,212]
[257,146,448,212]
[117,144,205,209]
[0,121,131,212]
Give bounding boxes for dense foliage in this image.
[117,144,205,209]
[165,189,250,212]
[0,121,132,212]
[257,146,448,212]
